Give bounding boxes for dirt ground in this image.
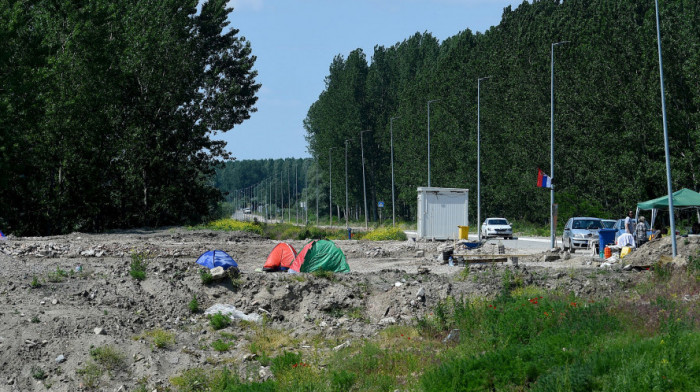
[0,228,695,391]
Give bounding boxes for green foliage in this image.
[0,0,260,236]
[188,295,200,313]
[31,315,40,324]
[47,266,68,283]
[129,252,149,281]
[208,313,231,330]
[211,339,232,352]
[311,269,336,281]
[30,276,40,288]
[362,227,407,241]
[89,345,127,375]
[31,366,46,380]
[270,351,302,376]
[170,368,276,392]
[204,218,263,235]
[76,362,103,389]
[301,0,700,226]
[144,329,175,349]
[200,269,214,285]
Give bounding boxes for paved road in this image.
[404,231,552,253]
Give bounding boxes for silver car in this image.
[562,217,602,253]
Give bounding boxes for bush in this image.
[90,345,127,374]
[204,218,263,235]
[145,329,175,349]
[362,227,407,241]
[188,295,199,313]
[129,251,149,280]
[200,269,214,284]
[209,312,231,330]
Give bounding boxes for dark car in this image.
[562,217,602,252]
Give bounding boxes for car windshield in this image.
[488,219,508,225]
[602,220,615,228]
[572,219,601,230]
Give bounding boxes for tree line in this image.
[303,0,700,226]
[0,0,260,235]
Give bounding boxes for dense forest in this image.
[304,0,700,226]
[0,0,260,235]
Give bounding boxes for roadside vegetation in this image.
[168,262,700,391]
[196,218,408,241]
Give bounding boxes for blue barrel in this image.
[598,228,616,248]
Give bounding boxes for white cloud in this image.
[227,0,264,11]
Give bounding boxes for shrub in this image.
[211,339,232,352]
[31,366,46,380]
[76,362,103,389]
[209,313,231,330]
[189,295,200,313]
[47,266,68,282]
[30,276,41,288]
[205,218,263,235]
[145,329,175,349]
[90,345,127,374]
[200,269,213,284]
[363,227,407,241]
[129,251,149,280]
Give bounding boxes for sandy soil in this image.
[0,228,690,391]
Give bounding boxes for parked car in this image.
[481,218,513,239]
[562,217,603,252]
[243,208,251,214]
[612,219,651,241]
[602,219,616,229]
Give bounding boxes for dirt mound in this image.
[0,229,646,391]
[621,235,700,267]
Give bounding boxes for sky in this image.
[215,0,526,161]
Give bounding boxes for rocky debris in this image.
[94,327,105,335]
[55,355,66,363]
[210,266,226,280]
[415,250,425,257]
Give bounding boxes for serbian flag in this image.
[537,168,552,188]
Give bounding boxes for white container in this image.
[417,187,469,240]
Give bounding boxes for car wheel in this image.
[562,237,569,251]
[569,238,576,253]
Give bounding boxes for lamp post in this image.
[329,147,338,227]
[477,76,491,241]
[361,130,372,229]
[654,0,677,256]
[390,116,400,227]
[427,99,440,187]
[345,139,351,229]
[551,41,569,249]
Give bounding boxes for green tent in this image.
[637,188,700,210]
[289,239,350,273]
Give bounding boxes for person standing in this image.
[635,216,648,247]
[625,210,635,234]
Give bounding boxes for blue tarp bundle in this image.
[195,250,238,270]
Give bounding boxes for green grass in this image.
[30,276,41,288]
[129,251,149,280]
[200,269,214,284]
[209,312,231,330]
[142,329,175,349]
[188,295,200,313]
[211,339,233,352]
[362,226,407,241]
[89,345,127,375]
[76,362,103,389]
[47,266,69,282]
[167,267,700,392]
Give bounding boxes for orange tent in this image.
[263,243,297,272]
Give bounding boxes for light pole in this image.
[345,139,351,229]
[361,130,372,229]
[390,116,400,227]
[477,76,491,241]
[329,147,338,227]
[427,99,440,187]
[551,41,569,249]
[654,0,677,256]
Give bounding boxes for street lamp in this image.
[477,76,491,241]
[329,147,338,227]
[345,139,351,229]
[361,130,372,229]
[427,99,440,187]
[654,0,677,256]
[551,40,569,249]
[390,116,400,227]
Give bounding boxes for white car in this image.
[481,218,513,239]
